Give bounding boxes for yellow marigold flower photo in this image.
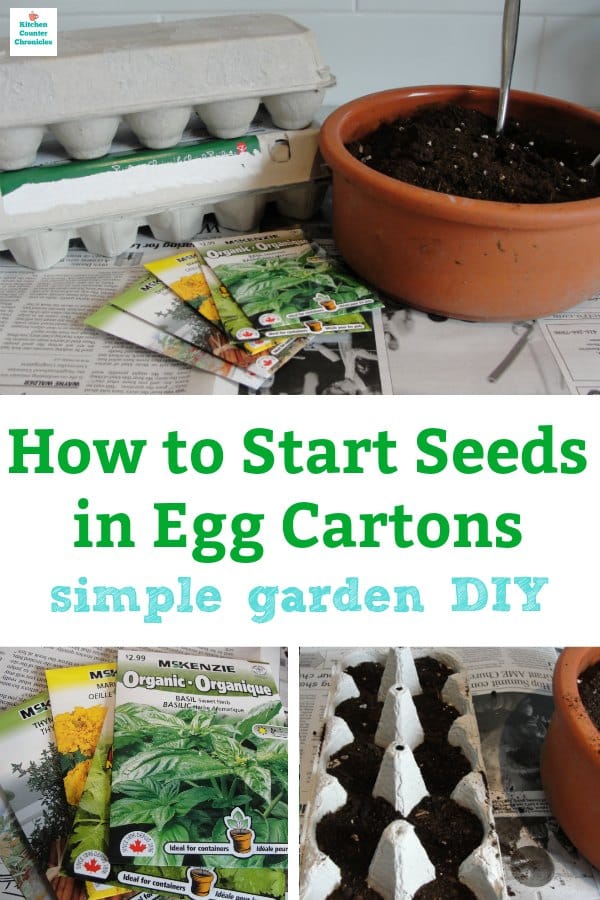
[64,759,93,807]
[53,705,106,757]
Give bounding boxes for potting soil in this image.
[579,661,600,730]
[348,104,600,203]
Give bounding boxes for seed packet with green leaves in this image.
[0,693,88,900]
[198,228,377,337]
[108,650,287,900]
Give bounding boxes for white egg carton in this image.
[0,120,328,269]
[301,647,507,900]
[0,14,335,170]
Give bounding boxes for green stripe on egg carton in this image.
[0,135,262,198]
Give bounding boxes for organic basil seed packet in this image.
[197,229,377,337]
[108,651,287,900]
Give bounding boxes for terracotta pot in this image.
[540,647,600,869]
[319,85,600,321]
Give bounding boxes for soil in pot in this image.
[347,104,600,204]
[578,661,600,730]
[317,655,480,899]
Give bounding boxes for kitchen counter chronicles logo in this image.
[9,8,57,56]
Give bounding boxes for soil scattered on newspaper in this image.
[579,661,600,730]
[347,104,600,203]
[316,656,481,899]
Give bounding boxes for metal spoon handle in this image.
[496,0,521,135]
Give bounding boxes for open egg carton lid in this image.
[0,116,328,269]
[0,14,336,170]
[301,647,508,900]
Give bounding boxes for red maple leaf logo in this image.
[236,142,247,153]
[29,11,39,20]
[84,859,102,873]
[129,839,147,853]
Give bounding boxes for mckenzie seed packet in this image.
[0,693,87,900]
[143,252,221,326]
[201,263,268,348]
[106,275,309,381]
[107,650,287,900]
[84,305,269,392]
[46,663,133,900]
[145,252,275,356]
[59,684,145,900]
[108,275,259,367]
[196,229,376,338]
[0,785,52,900]
[45,663,113,812]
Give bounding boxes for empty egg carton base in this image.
[0,123,328,269]
[301,648,507,900]
[0,14,335,169]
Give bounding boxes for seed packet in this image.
[143,252,221,325]
[0,785,52,900]
[201,263,266,346]
[84,304,268,392]
[46,664,133,900]
[106,275,309,380]
[145,252,273,355]
[58,680,142,900]
[197,229,376,337]
[0,693,87,900]
[46,664,114,812]
[108,650,287,899]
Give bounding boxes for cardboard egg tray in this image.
[0,121,328,269]
[0,14,335,170]
[301,648,507,900]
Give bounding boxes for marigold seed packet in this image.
[45,664,115,811]
[143,253,221,326]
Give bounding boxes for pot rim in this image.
[552,646,600,757]
[319,84,600,231]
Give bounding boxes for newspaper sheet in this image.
[536,293,600,394]
[299,646,600,899]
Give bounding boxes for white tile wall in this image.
[1,1,599,108]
